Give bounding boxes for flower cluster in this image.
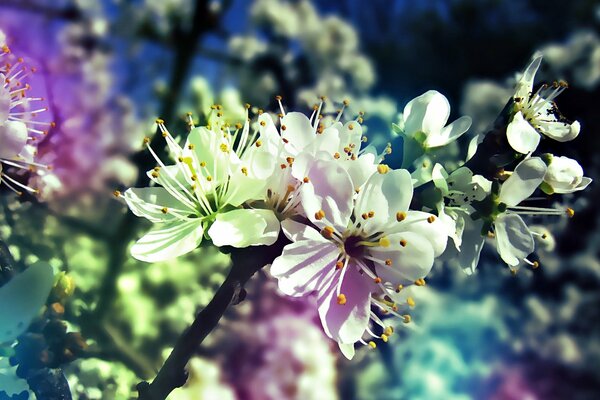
[0,33,52,196]
[122,55,590,359]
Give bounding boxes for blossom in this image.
[542,155,592,194]
[507,55,580,153]
[398,90,472,163]
[0,44,51,195]
[121,116,279,262]
[270,160,447,357]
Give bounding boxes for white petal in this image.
[456,218,485,275]
[403,90,450,137]
[390,211,448,257]
[499,157,547,206]
[424,115,472,148]
[208,209,280,248]
[301,160,354,231]
[281,219,325,242]
[515,54,542,99]
[281,112,315,153]
[338,342,356,360]
[371,231,435,282]
[270,240,338,297]
[123,187,195,222]
[506,112,541,154]
[317,265,371,343]
[494,213,534,267]
[131,219,204,262]
[355,169,413,234]
[0,121,28,159]
[0,262,54,343]
[542,120,580,142]
[344,152,377,189]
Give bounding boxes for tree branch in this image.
[137,238,286,400]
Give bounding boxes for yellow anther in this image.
[336,260,344,270]
[337,294,347,305]
[315,209,326,220]
[407,297,416,307]
[321,226,335,239]
[357,117,364,124]
[220,143,229,153]
[161,207,168,214]
[235,123,243,129]
[153,166,160,171]
[241,167,248,176]
[566,208,575,218]
[427,215,436,223]
[402,314,411,323]
[113,190,121,197]
[275,95,282,101]
[245,103,251,109]
[368,341,377,349]
[143,137,150,144]
[396,211,406,222]
[191,175,198,181]
[377,164,389,174]
[281,124,287,131]
[532,261,540,269]
[333,152,340,159]
[255,140,262,147]
[368,211,375,218]
[380,334,389,343]
[379,237,390,247]
[280,163,287,169]
[374,277,382,284]
[155,118,164,124]
[206,176,213,182]
[399,239,407,247]
[414,278,426,286]
[385,259,392,266]
[178,156,184,162]
[384,326,394,336]
[348,123,354,130]
[151,171,159,178]
[259,121,266,127]
[188,144,195,150]
[303,177,310,183]
[342,99,350,106]
[361,213,368,220]
[286,157,295,164]
[395,284,404,293]
[258,109,264,115]
[200,161,206,167]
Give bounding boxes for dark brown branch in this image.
[137,238,286,400]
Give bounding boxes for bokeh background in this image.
[1,0,600,399]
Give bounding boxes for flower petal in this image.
[317,265,371,343]
[403,90,450,137]
[281,219,325,242]
[371,231,435,282]
[301,159,354,231]
[0,121,28,159]
[494,213,534,267]
[506,111,541,154]
[390,211,448,257]
[515,54,542,99]
[499,157,547,206]
[123,187,195,222]
[208,208,280,248]
[131,219,204,262]
[456,218,485,275]
[0,261,54,343]
[424,115,472,148]
[270,240,339,297]
[281,112,315,153]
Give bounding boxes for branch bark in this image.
[137,238,286,400]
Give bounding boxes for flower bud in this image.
[543,156,591,194]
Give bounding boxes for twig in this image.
[137,238,286,400]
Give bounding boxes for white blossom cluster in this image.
[121,52,591,358]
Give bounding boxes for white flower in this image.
[401,90,472,149]
[122,117,279,262]
[507,55,580,153]
[270,160,447,357]
[543,155,592,194]
[0,46,52,195]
